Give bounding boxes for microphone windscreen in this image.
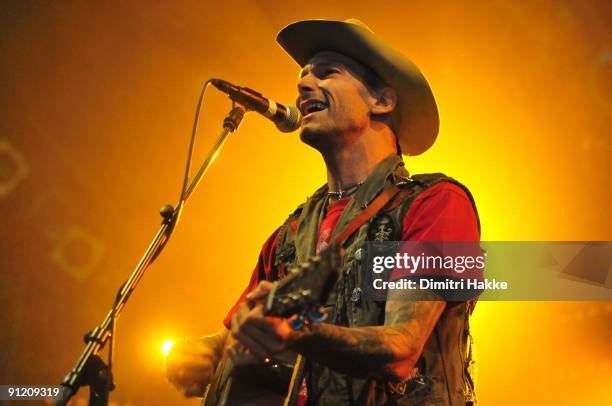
[276,105,302,133]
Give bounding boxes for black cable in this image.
[149,79,214,263]
[176,79,214,217]
[103,79,215,403]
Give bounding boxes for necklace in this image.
[327,181,365,201]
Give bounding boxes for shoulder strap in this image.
[331,184,401,247]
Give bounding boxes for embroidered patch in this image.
[275,243,296,266]
[368,214,396,242]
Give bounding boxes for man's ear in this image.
[371,87,398,115]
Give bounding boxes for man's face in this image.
[296,51,380,150]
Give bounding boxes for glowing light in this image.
[161,340,174,356]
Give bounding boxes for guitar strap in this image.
[284,183,404,406]
[331,183,403,246]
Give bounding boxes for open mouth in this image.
[300,100,329,117]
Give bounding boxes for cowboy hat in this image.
[276,19,439,156]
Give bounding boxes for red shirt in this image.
[223,181,479,328]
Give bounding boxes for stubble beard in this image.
[300,114,366,154]
[299,122,340,153]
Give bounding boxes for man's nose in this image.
[297,72,318,97]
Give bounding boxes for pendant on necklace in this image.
[328,181,364,201]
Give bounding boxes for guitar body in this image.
[202,246,341,406]
[202,335,297,406]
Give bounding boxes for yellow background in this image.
[0,1,610,405]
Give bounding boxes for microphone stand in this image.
[53,104,246,406]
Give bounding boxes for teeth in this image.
[304,102,327,115]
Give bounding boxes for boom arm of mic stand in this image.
[53,105,246,406]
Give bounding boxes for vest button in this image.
[354,248,364,262]
[351,287,362,303]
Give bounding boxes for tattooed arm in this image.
[231,281,445,382]
[288,294,445,381]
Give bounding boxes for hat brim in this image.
[277,20,439,156]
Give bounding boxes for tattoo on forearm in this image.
[288,300,445,381]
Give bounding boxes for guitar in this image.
[202,245,343,406]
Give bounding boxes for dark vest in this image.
[274,155,480,406]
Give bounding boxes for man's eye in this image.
[317,68,339,78]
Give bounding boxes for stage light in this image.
[161,340,174,356]
[50,225,105,280]
[0,138,29,198]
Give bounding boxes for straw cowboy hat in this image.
[277,19,439,156]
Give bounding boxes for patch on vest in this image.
[368,214,396,242]
[275,243,296,267]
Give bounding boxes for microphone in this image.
[211,79,301,133]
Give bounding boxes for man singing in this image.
[166,19,480,406]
